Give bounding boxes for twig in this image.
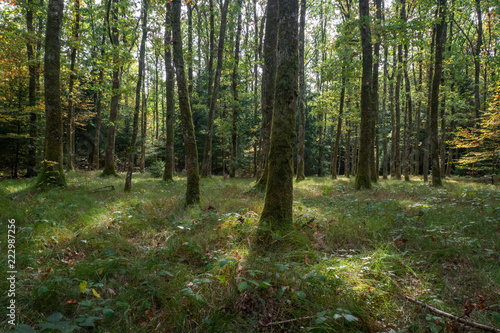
[90,185,115,193]
[259,315,315,327]
[403,295,500,333]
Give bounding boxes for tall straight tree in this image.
[102,0,121,176]
[163,1,175,181]
[296,0,306,181]
[124,0,148,192]
[370,0,382,182]
[259,0,298,233]
[171,0,200,205]
[66,0,80,171]
[25,0,38,177]
[36,0,65,188]
[430,0,447,187]
[255,0,278,189]
[200,0,230,177]
[355,0,373,189]
[230,0,243,178]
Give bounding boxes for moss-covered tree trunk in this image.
[124,0,148,192]
[259,0,298,232]
[230,0,243,178]
[66,0,80,171]
[430,0,447,187]
[102,0,120,176]
[25,0,38,177]
[296,0,306,181]
[36,0,66,188]
[200,0,230,177]
[163,3,175,181]
[255,0,279,188]
[171,0,200,205]
[355,0,373,190]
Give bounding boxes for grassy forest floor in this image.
[1,172,499,332]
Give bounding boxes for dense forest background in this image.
[0,0,498,184]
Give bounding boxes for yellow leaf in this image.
[92,288,101,298]
[79,281,87,293]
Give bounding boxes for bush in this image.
[149,160,165,178]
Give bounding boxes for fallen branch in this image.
[90,185,115,192]
[403,295,500,333]
[259,315,315,327]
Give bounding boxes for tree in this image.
[430,0,447,187]
[25,0,38,177]
[296,0,307,181]
[259,0,298,233]
[171,0,200,205]
[163,1,175,181]
[36,0,66,188]
[124,0,148,192]
[355,0,373,189]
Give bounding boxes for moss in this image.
[36,160,66,188]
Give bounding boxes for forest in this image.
[0,0,499,331]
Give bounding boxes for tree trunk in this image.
[332,77,345,179]
[259,0,299,234]
[92,50,104,170]
[124,0,148,192]
[255,0,279,189]
[424,26,436,182]
[403,44,413,181]
[200,0,230,177]
[345,123,351,177]
[395,44,402,179]
[230,0,243,178]
[355,0,373,189]
[296,0,307,181]
[389,46,395,177]
[171,0,200,205]
[37,0,66,188]
[382,44,388,179]
[140,75,147,173]
[25,0,38,177]
[102,0,121,176]
[370,0,382,182]
[163,3,175,181]
[430,0,447,187]
[474,0,482,123]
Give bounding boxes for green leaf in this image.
[103,308,115,320]
[46,312,63,323]
[315,316,327,324]
[276,286,286,298]
[13,325,37,333]
[79,280,87,293]
[237,281,249,291]
[342,314,358,322]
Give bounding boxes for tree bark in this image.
[370,0,382,182]
[382,44,388,179]
[474,0,482,123]
[163,2,175,181]
[25,0,38,177]
[259,0,298,234]
[200,0,230,177]
[36,0,66,188]
[430,0,447,187]
[171,0,200,205]
[296,0,306,181]
[124,0,148,192]
[255,0,279,189]
[355,0,373,189]
[423,26,436,182]
[332,77,345,179]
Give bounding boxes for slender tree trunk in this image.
[255,0,279,189]
[424,26,436,182]
[430,0,447,187]
[140,75,147,173]
[296,0,307,181]
[440,85,446,177]
[92,46,104,170]
[259,0,299,234]
[345,123,351,177]
[414,60,422,176]
[332,78,345,179]
[252,0,260,177]
[230,0,243,178]
[187,3,193,95]
[25,0,38,177]
[102,0,121,176]
[124,0,148,192]
[355,0,373,189]
[370,0,382,182]
[201,0,229,177]
[382,45,388,179]
[66,0,80,171]
[474,0,482,123]
[395,44,402,179]
[163,3,175,181]
[37,0,66,188]
[171,0,200,204]
[155,54,159,140]
[390,46,395,177]
[403,44,413,181]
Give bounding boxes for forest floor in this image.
[1,172,499,332]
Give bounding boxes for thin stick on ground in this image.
[403,295,500,333]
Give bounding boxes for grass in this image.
[1,172,499,332]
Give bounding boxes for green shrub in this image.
[149,160,165,178]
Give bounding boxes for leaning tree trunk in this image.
[430,0,447,187]
[296,0,306,181]
[163,2,175,181]
[171,0,200,205]
[230,0,243,178]
[200,0,230,177]
[355,0,373,189]
[259,0,299,234]
[102,0,121,176]
[36,0,66,188]
[124,0,148,192]
[255,0,279,189]
[67,0,80,171]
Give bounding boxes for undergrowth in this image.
[1,172,499,332]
